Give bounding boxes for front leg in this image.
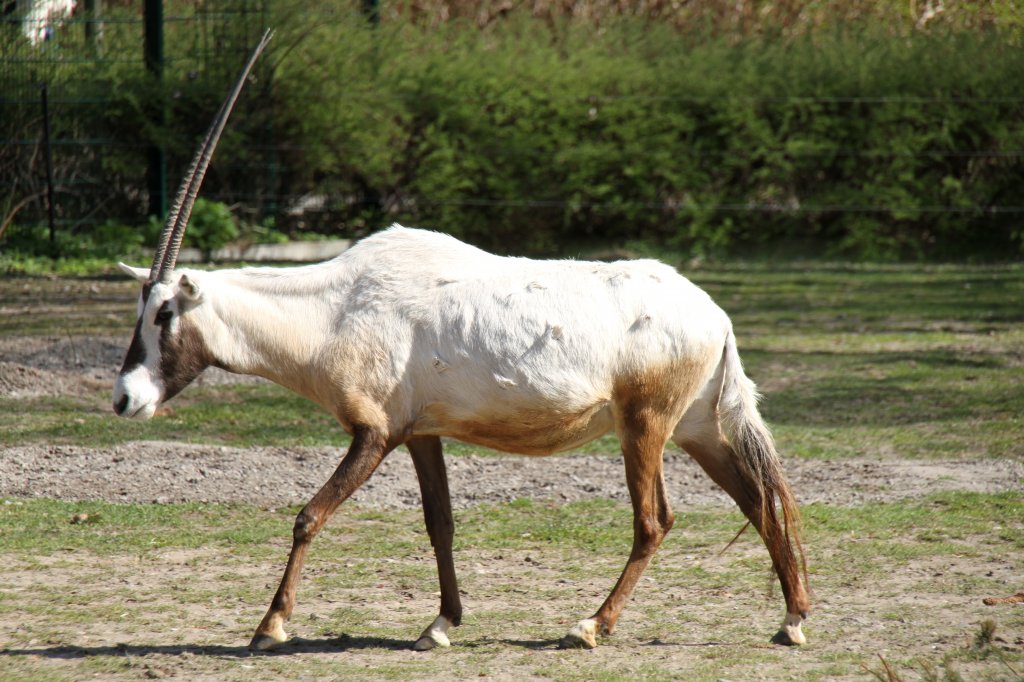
[250,425,392,651]
[407,435,462,650]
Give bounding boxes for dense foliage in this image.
[272,17,1024,258]
[2,2,1023,260]
[382,0,1024,37]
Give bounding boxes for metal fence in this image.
[1,0,270,237]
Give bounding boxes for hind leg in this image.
[560,409,675,648]
[676,410,810,644]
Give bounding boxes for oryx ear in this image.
[118,263,152,283]
[178,273,202,302]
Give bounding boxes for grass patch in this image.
[0,274,138,337]
[0,383,350,448]
[0,498,295,554]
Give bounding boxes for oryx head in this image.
[113,30,272,419]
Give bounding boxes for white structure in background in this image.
[22,0,76,46]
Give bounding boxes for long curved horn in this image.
[150,28,274,284]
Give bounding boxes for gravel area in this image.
[2,441,1020,509]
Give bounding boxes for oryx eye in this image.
[155,305,174,324]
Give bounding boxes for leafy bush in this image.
[0,218,155,275]
[270,14,1024,259]
[183,199,239,256]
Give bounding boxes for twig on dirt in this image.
[62,325,82,367]
[861,655,904,682]
[718,520,751,555]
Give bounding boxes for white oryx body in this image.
[114,35,809,653]
[121,227,728,453]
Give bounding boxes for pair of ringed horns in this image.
[150,28,274,284]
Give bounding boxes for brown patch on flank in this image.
[613,354,717,432]
[330,391,391,440]
[416,401,613,456]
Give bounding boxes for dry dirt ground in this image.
[1,335,1022,681]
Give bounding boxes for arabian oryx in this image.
[113,31,810,652]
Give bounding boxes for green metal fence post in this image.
[84,0,103,55]
[362,0,380,25]
[39,83,57,255]
[144,0,167,219]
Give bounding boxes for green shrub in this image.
[0,217,152,274]
[183,199,239,256]
[241,217,290,245]
[269,12,1024,259]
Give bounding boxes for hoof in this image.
[412,636,439,651]
[412,615,452,651]
[558,618,599,649]
[249,615,289,652]
[770,613,807,646]
[557,633,596,649]
[249,632,287,651]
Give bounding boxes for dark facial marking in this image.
[119,316,148,374]
[159,315,216,402]
[117,282,158,375]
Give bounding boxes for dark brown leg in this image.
[407,435,462,650]
[680,436,810,644]
[560,415,675,648]
[250,425,392,650]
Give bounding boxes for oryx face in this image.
[113,269,212,419]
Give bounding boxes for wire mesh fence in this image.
[2,2,1023,258]
[1,0,270,236]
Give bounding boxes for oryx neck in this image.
[204,267,336,401]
